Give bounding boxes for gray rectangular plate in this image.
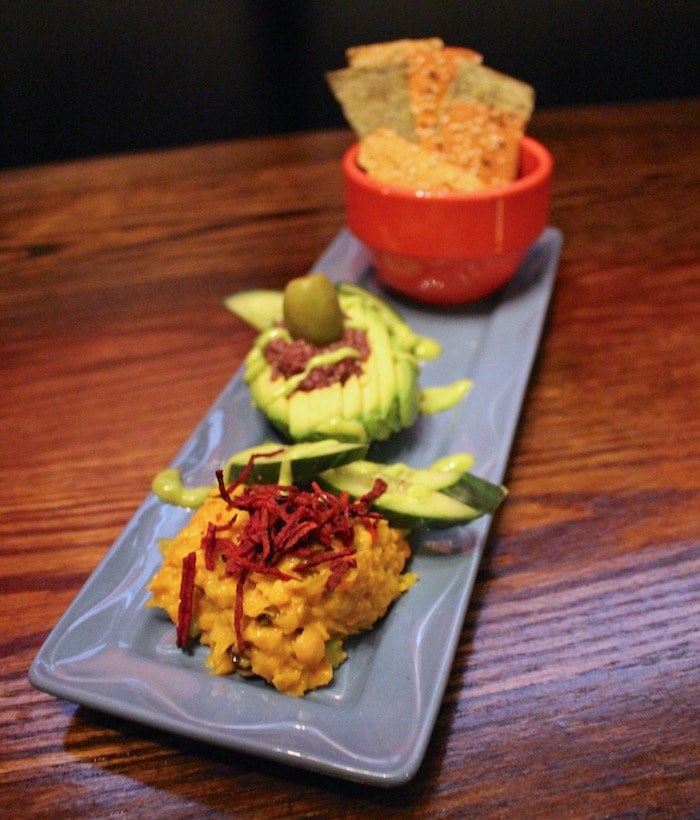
[29,227,562,786]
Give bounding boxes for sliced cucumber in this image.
[326,459,466,492]
[318,459,506,529]
[223,439,369,486]
[440,471,508,515]
[223,289,283,331]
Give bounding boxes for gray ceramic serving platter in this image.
[29,226,563,787]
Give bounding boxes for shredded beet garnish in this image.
[234,570,247,651]
[360,477,389,504]
[176,551,197,649]
[327,557,356,591]
[294,545,357,571]
[189,460,387,659]
[202,523,217,571]
[236,448,285,486]
[216,469,232,504]
[203,519,237,570]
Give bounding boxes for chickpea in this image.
[293,625,326,665]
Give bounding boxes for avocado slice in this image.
[223,289,283,330]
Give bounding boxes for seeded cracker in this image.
[345,37,444,67]
[436,61,535,185]
[405,46,483,150]
[357,127,484,193]
[341,39,482,152]
[327,38,536,190]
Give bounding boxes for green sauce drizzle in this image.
[419,379,473,414]
[152,468,212,508]
[429,452,476,474]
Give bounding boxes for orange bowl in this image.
[342,136,553,305]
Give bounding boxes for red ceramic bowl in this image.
[342,136,553,305]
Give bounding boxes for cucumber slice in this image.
[223,289,283,331]
[318,459,506,529]
[441,472,508,515]
[223,439,369,486]
[325,459,467,492]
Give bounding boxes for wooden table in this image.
[2,99,698,817]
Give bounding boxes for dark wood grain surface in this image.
[1,99,698,817]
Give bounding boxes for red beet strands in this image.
[181,467,389,654]
[176,551,197,649]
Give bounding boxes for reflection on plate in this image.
[29,227,562,786]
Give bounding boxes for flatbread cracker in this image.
[328,38,536,189]
[357,127,484,193]
[406,45,483,149]
[436,62,535,184]
[447,61,535,118]
[436,100,527,185]
[325,64,415,140]
[345,38,444,67]
[342,39,482,149]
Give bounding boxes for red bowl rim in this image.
[342,135,553,202]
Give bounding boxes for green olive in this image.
[283,272,344,346]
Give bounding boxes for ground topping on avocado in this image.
[176,467,388,655]
[265,327,370,391]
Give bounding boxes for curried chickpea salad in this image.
[146,474,416,697]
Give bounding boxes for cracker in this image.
[357,127,485,193]
[448,60,535,118]
[343,39,482,150]
[436,62,535,185]
[345,38,444,67]
[328,38,536,189]
[436,100,528,186]
[406,45,483,149]
[325,64,416,141]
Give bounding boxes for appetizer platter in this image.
[30,37,561,785]
[29,225,562,785]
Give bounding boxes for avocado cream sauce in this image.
[429,452,476,474]
[270,346,362,400]
[413,337,442,360]
[419,379,473,414]
[151,468,211,508]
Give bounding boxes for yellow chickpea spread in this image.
[146,479,416,697]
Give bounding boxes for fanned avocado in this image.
[224,275,467,443]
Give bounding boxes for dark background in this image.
[1,1,698,169]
